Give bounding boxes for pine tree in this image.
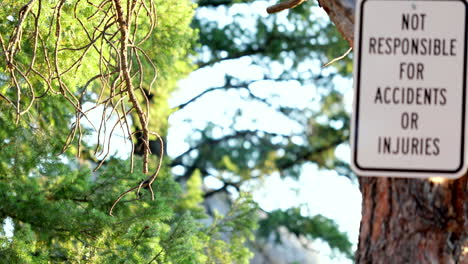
[0,1,258,263]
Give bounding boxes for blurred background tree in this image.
[169,0,356,262]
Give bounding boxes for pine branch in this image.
[113,0,150,173]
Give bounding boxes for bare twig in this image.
[7,0,38,64]
[323,47,352,67]
[109,131,164,216]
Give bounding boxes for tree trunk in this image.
[316,0,468,262]
[357,177,467,263]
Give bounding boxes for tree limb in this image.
[113,0,150,173]
[267,0,307,14]
[316,0,355,46]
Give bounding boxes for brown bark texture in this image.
[357,177,467,263]
[317,0,355,47]
[316,0,468,263]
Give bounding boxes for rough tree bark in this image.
[316,0,468,262]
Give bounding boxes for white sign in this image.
[351,0,468,178]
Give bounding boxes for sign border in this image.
[352,0,468,177]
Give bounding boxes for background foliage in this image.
[170,0,355,259]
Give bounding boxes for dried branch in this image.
[266,0,307,14]
[1,0,164,215]
[7,0,37,65]
[113,0,150,173]
[109,131,164,216]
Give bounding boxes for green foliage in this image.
[141,0,198,133]
[195,0,352,76]
[259,208,353,259]
[175,170,206,219]
[0,0,257,263]
[0,0,197,137]
[0,134,258,262]
[203,193,258,264]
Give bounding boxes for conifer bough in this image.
[0,0,164,215]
